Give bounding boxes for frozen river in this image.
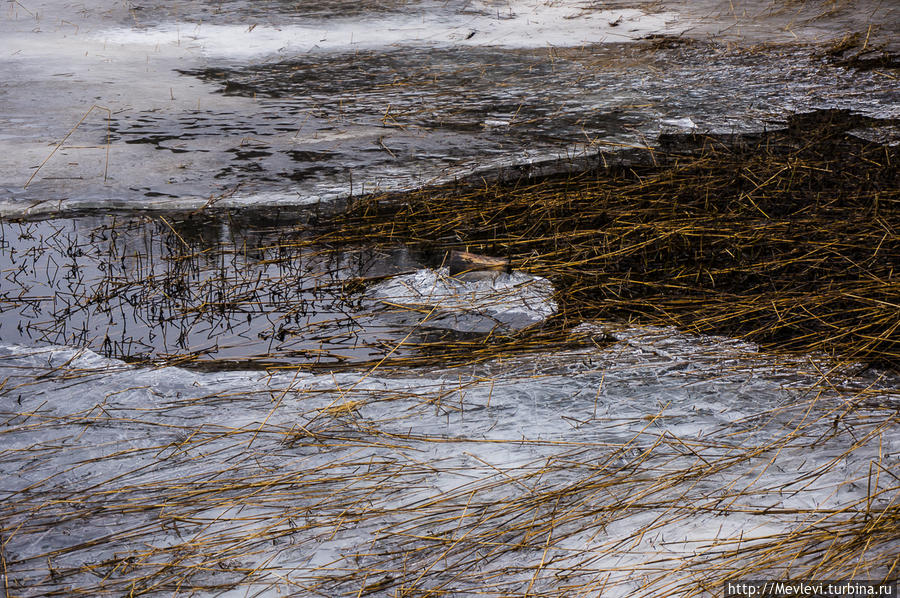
[1,0,899,596]
[2,0,898,215]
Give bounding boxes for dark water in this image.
[0,210,559,365]
[0,213,421,364]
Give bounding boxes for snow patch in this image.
[93,3,676,58]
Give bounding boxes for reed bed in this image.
[328,109,900,370]
[1,109,898,597]
[2,111,896,372]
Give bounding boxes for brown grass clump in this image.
[324,109,899,370]
[1,110,894,374]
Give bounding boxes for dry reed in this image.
[1,109,898,597]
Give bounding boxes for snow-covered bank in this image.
[94,5,675,57]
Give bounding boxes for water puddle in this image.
[0,214,559,366]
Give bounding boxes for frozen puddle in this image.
[1,330,897,596]
[369,267,557,331]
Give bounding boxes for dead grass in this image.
[1,109,898,597]
[323,109,899,371]
[0,344,897,597]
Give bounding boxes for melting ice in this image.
[1,327,897,596]
[369,267,557,331]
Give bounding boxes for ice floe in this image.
[368,266,557,331]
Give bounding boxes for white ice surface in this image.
[93,3,676,58]
[369,267,557,329]
[2,0,898,218]
[1,329,897,596]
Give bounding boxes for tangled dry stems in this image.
[1,109,898,597]
[328,109,899,370]
[0,348,897,596]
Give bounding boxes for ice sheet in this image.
[369,267,557,331]
[1,330,897,596]
[2,0,897,215]
[93,5,676,58]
